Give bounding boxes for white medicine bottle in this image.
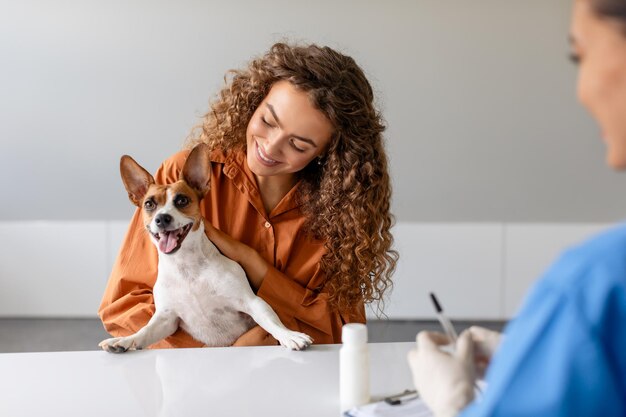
[340,323,370,412]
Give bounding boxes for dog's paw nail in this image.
[109,343,126,353]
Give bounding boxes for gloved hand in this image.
[468,326,502,379]
[407,330,476,417]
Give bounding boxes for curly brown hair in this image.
[186,42,398,314]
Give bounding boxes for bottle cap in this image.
[342,323,368,345]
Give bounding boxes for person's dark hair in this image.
[186,42,398,314]
[590,0,626,24]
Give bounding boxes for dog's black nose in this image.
[155,213,173,228]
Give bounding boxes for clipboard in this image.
[343,390,433,417]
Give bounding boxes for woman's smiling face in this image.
[246,81,334,180]
[571,0,626,169]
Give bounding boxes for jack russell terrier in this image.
[99,144,313,352]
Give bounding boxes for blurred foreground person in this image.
[408,1,626,415]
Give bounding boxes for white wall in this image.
[1,0,625,222]
[1,0,624,319]
[383,222,607,319]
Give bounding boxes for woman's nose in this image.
[264,132,284,157]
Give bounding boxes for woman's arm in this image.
[204,221,365,345]
[203,221,268,290]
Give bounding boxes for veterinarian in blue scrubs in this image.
[408,0,626,415]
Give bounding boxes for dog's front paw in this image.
[99,336,142,354]
[277,331,313,351]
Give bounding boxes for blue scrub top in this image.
[461,224,626,417]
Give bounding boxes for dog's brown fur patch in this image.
[141,181,203,229]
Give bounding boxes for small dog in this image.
[99,144,313,352]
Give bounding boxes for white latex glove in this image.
[407,330,476,417]
[468,326,502,379]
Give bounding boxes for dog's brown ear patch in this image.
[182,144,211,198]
[120,155,155,207]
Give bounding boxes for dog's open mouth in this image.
[151,223,193,254]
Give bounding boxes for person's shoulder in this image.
[158,147,230,177]
[547,223,626,289]
[161,150,192,170]
[510,224,626,345]
[544,224,626,335]
[565,223,626,265]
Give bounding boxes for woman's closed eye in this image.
[261,116,274,127]
[290,138,307,153]
[261,115,310,152]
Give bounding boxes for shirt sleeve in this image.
[256,264,365,344]
[460,250,626,417]
[98,151,202,349]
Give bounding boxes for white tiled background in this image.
[0,221,608,319]
[382,222,607,320]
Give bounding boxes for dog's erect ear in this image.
[120,155,155,207]
[182,144,211,198]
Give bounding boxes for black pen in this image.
[429,292,483,396]
[430,292,458,345]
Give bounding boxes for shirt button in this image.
[264,221,271,228]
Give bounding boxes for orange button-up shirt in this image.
[98,149,365,348]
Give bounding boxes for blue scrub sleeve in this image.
[460,248,626,417]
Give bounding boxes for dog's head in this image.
[120,144,211,255]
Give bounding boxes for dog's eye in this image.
[175,196,189,208]
[144,200,156,210]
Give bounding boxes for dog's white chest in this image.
[154,250,255,346]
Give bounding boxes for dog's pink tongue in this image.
[158,232,179,254]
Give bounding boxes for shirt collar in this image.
[217,148,304,218]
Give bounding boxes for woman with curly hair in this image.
[99,42,398,347]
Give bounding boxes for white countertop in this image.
[0,342,415,417]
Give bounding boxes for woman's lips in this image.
[256,141,280,166]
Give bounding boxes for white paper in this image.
[344,398,433,417]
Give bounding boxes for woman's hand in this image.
[232,325,278,347]
[407,330,476,417]
[203,220,269,290]
[468,326,502,379]
[203,220,247,262]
